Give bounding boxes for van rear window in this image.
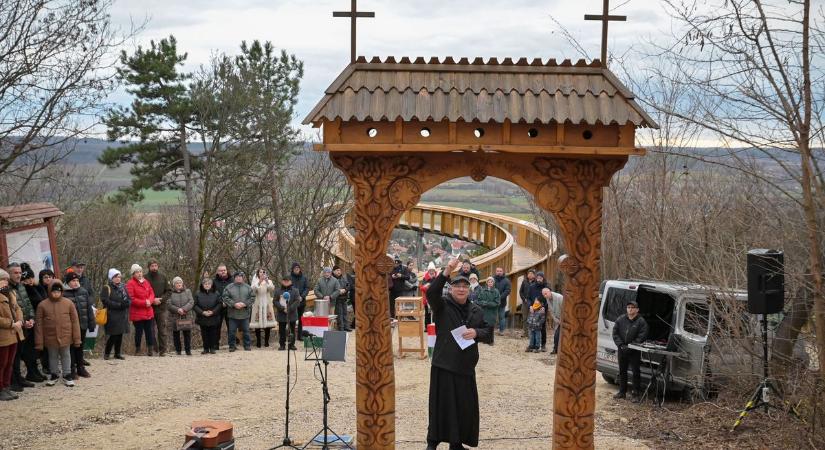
[603,287,637,322]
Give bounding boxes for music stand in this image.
[303,331,352,450]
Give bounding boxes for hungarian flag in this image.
[427,323,436,358]
[301,316,330,337]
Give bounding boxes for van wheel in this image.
[602,373,616,385]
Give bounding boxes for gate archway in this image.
[304,56,657,449]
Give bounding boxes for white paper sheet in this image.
[450,325,476,350]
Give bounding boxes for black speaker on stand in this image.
[733,249,800,430]
[746,249,785,314]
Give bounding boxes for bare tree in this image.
[0,0,136,195]
[638,0,825,377]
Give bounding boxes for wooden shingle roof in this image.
[0,202,62,226]
[303,57,658,128]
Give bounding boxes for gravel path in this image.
[0,331,648,449]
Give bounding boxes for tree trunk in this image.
[180,126,199,280]
[798,0,825,379]
[772,287,815,376]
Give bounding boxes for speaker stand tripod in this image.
[271,321,300,449]
[731,315,801,431]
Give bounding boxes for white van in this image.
[596,280,757,399]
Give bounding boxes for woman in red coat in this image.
[126,264,156,356]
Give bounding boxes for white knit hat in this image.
[130,263,142,275]
[427,262,436,271]
[108,268,121,280]
[172,276,183,286]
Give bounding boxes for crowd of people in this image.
[0,253,564,403]
[0,259,356,400]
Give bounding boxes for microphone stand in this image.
[271,311,299,449]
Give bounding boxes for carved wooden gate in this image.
[304,56,656,449]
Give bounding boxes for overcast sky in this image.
[109,0,669,136]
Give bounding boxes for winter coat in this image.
[213,274,232,297]
[420,271,438,307]
[249,278,276,329]
[193,288,222,327]
[519,278,535,305]
[35,296,81,350]
[468,284,480,303]
[64,286,95,332]
[612,314,649,349]
[474,286,501,326]
[126,277,155,322]
[11,282,33,321]
[528,280,548,305]
[0,291,23,346]
[25,283,46,313]
[274,285,301,322]
[314,276,341,302]
[527,305,546,331]
[167,288,195,331]
[146,271,171,306]
[426,273,493,376]
[289,263,309,299]
[101,282,131,335]
[333,274,353,301]
[222,282,254,320]
[493,274,511,308]
[389,265,409,294]
[547,292,564,328]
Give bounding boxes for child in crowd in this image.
[526,299,545,353]
[35,281,81,386]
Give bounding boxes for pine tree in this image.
[100,35,194,204]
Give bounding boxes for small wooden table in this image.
[395,296,426,359]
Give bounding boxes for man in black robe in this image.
[426,257,493,450]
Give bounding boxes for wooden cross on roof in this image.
[333,0,375,64]
[584,0,627,67]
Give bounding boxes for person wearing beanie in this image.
[20,263,47,381]
[288,263,309,339]
[126,264,156,356]
[63,272,94,378]
[528,271,549,352]
[101,269,130,360]
[145,260,171,357]
[518,269,537,338]
[194,278,222,354]
[66,260,94,301]
[0,268,24,400]
[274,275,301,351]
[35,281,81,387]
[222,271,253,351]
[167,276,194,355]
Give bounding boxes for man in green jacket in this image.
[222,272,254,351]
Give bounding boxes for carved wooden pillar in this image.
[330,154,425,449]
[532,158,626,450]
